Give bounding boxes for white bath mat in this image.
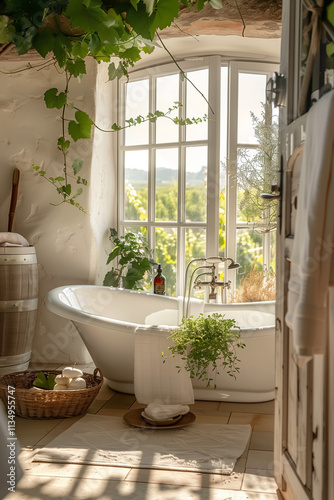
[33,414,251,474]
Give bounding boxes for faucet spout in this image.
[183,256,240,318]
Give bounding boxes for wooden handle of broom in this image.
[8,168,20,232]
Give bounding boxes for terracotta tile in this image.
[246,450,274,471]
[15,417,62,448]
[102,392,136,410]
[250,431,274,451]
[23,460,130,480]
[9,475,280,500]
[229,412,274,432]
[243,469,277,493]
[218,400,275,414]
[130,401,147,409]
[191,400,220,411]
[126,464,245,490]
[194,413,229,424]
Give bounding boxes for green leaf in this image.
[106,246,121,264]
[53,35,69,67]
[120,46,141,62]
[108,62,125,81]
[103,269,120,286]
[34,29,55,58]
[196,0,205,10]
[122,267,143,289]
[44,88,67,109]
[33,372,56,390]
[149,0,179,38]
[66,0,108,32]
[97,23,119,45]
[327,42,334,58]
[13,25,36,55]
[66,58,86,78]
[72,158,83,175]
[0,15,12,44]
[58,137,70,151]
[72,41,89,59]
[124,3,152,40]
[68,110,93,142]
[327,1,334,28]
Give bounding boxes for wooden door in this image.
[274,1,333,499]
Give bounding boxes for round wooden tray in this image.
[123,408,196,429]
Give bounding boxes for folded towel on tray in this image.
[145,403,190,421]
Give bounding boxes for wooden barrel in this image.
[0,246,38,374]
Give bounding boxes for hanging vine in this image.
[0,0,245,210]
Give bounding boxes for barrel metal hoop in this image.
[0,298,38,312]
[0,254,37,265]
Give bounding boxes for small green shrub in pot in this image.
[166,313,245,388]
[103,228,156,290]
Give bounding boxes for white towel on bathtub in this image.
[285,90,334,357]
[134,325,194,405]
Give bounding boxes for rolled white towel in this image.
[145,403,190,421]
[0,232,29,247]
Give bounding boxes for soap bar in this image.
[53,383,68,391]
[62,367,83,379]
[68,377,86,390]
[55,374,70,386]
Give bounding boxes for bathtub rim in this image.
[44,285,276,335]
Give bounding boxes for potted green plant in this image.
[103,227,156,290]
[165,313,245,387]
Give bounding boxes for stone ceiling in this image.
[0,0,282,61]
[160,0,282,39]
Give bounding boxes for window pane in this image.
[155,148,178,221]
[270,231,276,272]
[185,146,207,222]
[156,74,179,144]
[125,79,149,146]
[238,73,267,144]
[185,228,206,300]
[124,150,148,220]
[155,227,177,297]
[237,148,261,223]
[186,69,208,141]
[236,228,263,286]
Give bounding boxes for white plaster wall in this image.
[0,56,115,364]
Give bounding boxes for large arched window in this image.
[117,55,279,298]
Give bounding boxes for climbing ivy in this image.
[0,0,241,209]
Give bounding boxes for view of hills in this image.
[126,166,207,185]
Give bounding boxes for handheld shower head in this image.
[227,258,241,270]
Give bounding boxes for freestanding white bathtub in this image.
[45,286,276,402]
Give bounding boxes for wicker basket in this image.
[0,368,103,419]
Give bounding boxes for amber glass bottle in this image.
[153,264,166,295]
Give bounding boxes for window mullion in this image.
[206,55,221,258]
[226,62,238,292]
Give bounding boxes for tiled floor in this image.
[3,362,279,500]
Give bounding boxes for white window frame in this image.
[117,56,279,297]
